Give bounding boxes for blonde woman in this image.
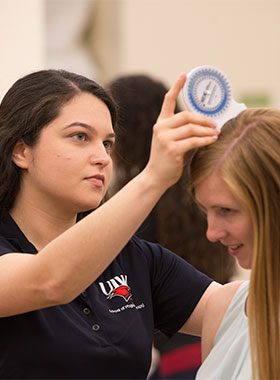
[188,108,280,379]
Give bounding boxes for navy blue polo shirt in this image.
[0,211,212,379]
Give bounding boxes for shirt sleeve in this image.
[0,236,18,255]
[134,237,213,336]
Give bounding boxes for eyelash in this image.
[219,208,233,216]
[71,132,88,142]
[103,140,114,150]
[71,133,114,150]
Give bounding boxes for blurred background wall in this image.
[0,0,45,99]
[1,0,278,278]
[1,0,279,106]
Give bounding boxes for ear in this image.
[12,139,30,169]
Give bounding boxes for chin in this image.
[78,204,100,213]
[73,199,103,214]
[237,260,252,271]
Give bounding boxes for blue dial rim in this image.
[187,68,230,116]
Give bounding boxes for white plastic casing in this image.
[183,66,246,129]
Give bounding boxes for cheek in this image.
[52,155,73,170]
[241,220,254,244]
[106,161,113,182]
[56,154,72,161]
[33,153,77,181]
[53,150,80,167]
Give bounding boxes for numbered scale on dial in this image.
[182,66,246,129]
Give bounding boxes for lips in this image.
[229,244,242,250]
[226,244,243,257]
[85,174,105,187]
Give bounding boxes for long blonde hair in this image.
[188,108,280,379]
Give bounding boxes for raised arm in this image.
[0,73,219,317]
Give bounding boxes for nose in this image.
[89,144,111,167]
[206,215,227,243]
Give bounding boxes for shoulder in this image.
[0,211,22,254]
[124,235,183,266]
[207,280,245,314]
[128,237,212,285]
[201,280,245,361]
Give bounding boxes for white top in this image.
[196,281,251,380]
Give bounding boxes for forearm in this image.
[0,170,166,317]
[39,170,166,302]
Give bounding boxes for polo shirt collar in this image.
[0,209,38,253]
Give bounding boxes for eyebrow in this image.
[195,200,207,213]
[63,122,115,138]
[196,199,220,209]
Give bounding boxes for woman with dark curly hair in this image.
[0,69,219,379]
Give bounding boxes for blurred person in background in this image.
[107,74,236,379]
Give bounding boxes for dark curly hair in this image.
[107,74,235,283]
[0,69,117,211]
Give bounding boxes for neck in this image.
[10,195,78,251]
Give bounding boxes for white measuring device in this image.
[182,65,246,129]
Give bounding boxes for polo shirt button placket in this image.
[83,307,91,315]
[81,306,101,332]
[92,324,100,332]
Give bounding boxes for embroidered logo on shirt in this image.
[99,275,132,302]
